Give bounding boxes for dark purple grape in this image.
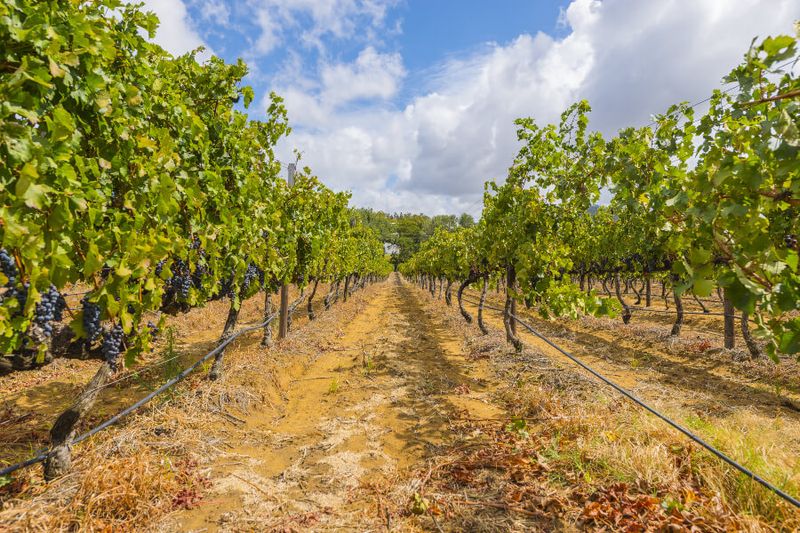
[101,323,125,367]
[32,285,66,337]
[0,249,18,287]
[82,297,102,343]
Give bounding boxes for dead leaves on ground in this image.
[397,418,743,531]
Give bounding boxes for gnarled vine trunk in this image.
[478,276,489,335]
[741,311,762,358]
[45,359,115,480]
[209,299,240,380]
[307,279,319,320]
[614,273,632,324]
[457,272,478,323]
[444,280,453,306]
[324,279,339,309]
[631,279,642,305]
[261,291,275,347]
[692,293,710,313]
[503,266,523,352]
[602,277,611,296]
[670,284,684,336]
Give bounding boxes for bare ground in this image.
[1,275,799,531]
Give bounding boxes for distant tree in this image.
[352,209,471,269]
[458,213,475,228]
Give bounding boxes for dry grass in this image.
[3,281,798,531]
[379,287,800,531]
[0,282,374,532]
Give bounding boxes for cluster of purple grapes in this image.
[0,249,30,313]
[33,285,67,337]
[82,298,102,343]
[785,234,798,251]
[101,323,125,366]
[164,259,193,300]
[215,276,234,299]
[241,263,263,293]
[146,320,159,339]
[2,250,67,341]
[4,282,28,310]
[1,249,18,286]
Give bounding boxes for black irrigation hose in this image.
[460,296,800,509]
[627,305,752,322]
[0,314,277,478]
[1,280,376,478]
[463,287,755,324]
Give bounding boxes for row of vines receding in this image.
[0,0,392,480]
[401,31,799,359]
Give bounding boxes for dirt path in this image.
[175,274,502,531]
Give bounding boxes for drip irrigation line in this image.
[0,281,374,478]
[458,295,800,509]
[627,305,754,323]
[463,287,754,324]
[0,314,277,478]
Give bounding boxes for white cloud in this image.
[321,47,405,106]
[196,0,231,26]
[136,0,211,57]
[250,0,398,56]
[274,0,800,216]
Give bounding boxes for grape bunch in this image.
[175,274,192,299]
[82,298,102,343]
[165,259,193,300]
[215,276,234,300]
[0,248,18,286]
[191,262,209,287]
[146,320,159,339]
[2,282,29,313]
[241,263,263,293]
[784,234,798,251]
[102,323,125,366]
[33,285,67,337]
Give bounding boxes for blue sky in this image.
[179,1,570,104]
[396,2,570,70]
[142,0,799,215]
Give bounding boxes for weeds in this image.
[328,378,340,395]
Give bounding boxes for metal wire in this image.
[459,295,800,509]
[0,314,277,478]
[0,287,348,477]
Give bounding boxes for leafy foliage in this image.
[403,31,800,355]
[0,0,390,365]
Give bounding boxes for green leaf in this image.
[693,278,715,297]
[243,86,255,108]
[762,35,795,55]
[83,244,104,277]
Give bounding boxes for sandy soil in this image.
[2,275,797,531]
[171,274,502,531]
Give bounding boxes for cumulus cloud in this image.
[275,0,800,215]
[136,0,211,57]
[321,47,405,107]
[250,0,399,55]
